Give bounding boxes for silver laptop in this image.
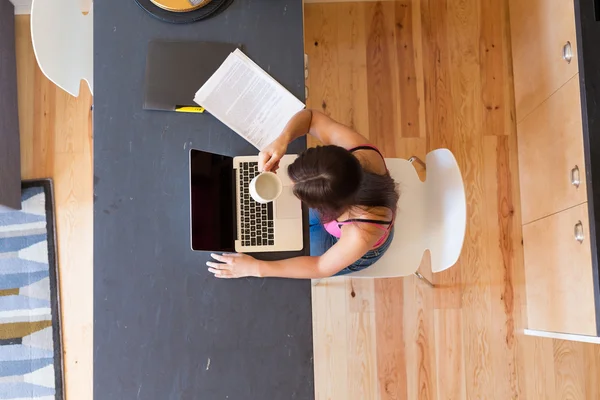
[190,149,303,253]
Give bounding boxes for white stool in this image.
[31,0,93,97]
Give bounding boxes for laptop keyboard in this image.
[239,161,275,247]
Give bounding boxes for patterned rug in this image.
[0,181,63,400]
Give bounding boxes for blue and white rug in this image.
[0,181,63,400]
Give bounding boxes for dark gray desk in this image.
[93,1,314,399]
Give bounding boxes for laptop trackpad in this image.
[276,186,302,219]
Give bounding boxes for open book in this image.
[194,49,305,150]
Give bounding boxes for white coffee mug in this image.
[249,172,283,204]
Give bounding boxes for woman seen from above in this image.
[207,109,399,279]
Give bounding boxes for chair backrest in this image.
[349,149,466,278]
[31,0,93,97]
[424,149,467,273]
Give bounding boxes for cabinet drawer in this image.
[510,0,578,121]
[517,75,585,224]
[523,203,596,336]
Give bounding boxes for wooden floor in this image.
[15,16,93,400]
[305,1,600,399]
[13,2,600,399]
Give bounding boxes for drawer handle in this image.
[563,41,573,64]
[571,165,581,188]
[574,221,584,243]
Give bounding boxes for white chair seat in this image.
[349,149,466,278]
[31,0,93,97]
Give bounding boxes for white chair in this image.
[337,149,467,285]
[31,0,93,97]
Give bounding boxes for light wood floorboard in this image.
[306,1,600,399]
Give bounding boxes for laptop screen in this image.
[190,150,236,252]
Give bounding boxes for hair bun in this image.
[287,145,363,221]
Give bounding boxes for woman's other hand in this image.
[258,137,288,172]
[207,253,263,278]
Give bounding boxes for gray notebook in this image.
[143,40,239,112]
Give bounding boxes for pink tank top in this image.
[323,145,395,249]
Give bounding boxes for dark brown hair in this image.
[287,145,399,222]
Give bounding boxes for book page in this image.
[194,52,305,150]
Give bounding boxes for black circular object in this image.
[135,0,234,24]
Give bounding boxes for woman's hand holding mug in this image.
[258,137,288,172]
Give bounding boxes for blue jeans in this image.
[309,209,394,276]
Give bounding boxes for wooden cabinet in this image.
[523,203,597,336]
[510,0,578,121]
[517,75,586,224]
[510,0,599,341]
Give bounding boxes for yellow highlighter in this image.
[175,106,205,113]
